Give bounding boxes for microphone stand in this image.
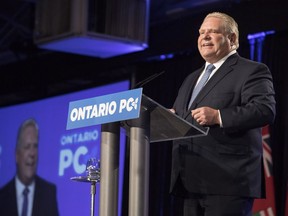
[71,158,100,216]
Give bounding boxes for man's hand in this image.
[191,107,220,126]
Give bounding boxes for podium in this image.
[125,94,209,143]
[99,94,208,216]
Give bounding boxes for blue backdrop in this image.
[0,80,129,216]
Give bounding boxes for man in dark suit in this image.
[169,12,276,216]
[0,118,59,216]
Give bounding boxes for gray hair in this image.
[16,118,39,149]
[204,12,239,49]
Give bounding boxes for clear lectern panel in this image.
[122,94,209,143]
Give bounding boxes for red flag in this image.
[252,125,276,216]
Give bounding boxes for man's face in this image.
[16,125,38,185]
[198,16,233,63]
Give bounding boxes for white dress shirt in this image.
[16,176,35,216]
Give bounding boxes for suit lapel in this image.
[180,67,204,119]
[32,176,40,216]
[185,54,239,117]
[184,67,204,108]
[10,179,19,215]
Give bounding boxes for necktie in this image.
[22,187,29,216]
[188,64,215,108]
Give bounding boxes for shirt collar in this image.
[206,50,237,70]
[15,175,35,199]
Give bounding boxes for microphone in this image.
[133,70,165,88]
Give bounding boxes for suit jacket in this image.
[0,175,59,216]
[170,53,276,198]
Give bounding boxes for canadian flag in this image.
[252,125,276,216]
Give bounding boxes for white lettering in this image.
[127,97,134,111]
[70,108,78,122]
[119,99,126,113]
[73,146,88,174]
[61,130,99,146]
[59,149,73,176]
[58,146,89,176]
[85,105,93,118]
[91,105,98,118]
[109,101,117,115]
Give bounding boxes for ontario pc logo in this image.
[66,88,142,130]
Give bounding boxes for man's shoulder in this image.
[228,54,269,72]
[0,178,17,214]
[236,54,267,66]
[0,178,14,192]
[0,178,15,201]
[35,175,57,189]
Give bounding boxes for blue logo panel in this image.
[66,88,142,130]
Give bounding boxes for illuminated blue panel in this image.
[0,80,130,216]
[38,35,148,58]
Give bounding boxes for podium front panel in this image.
[141,95,209,142]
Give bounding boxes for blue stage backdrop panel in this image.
[0,80,130,216]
